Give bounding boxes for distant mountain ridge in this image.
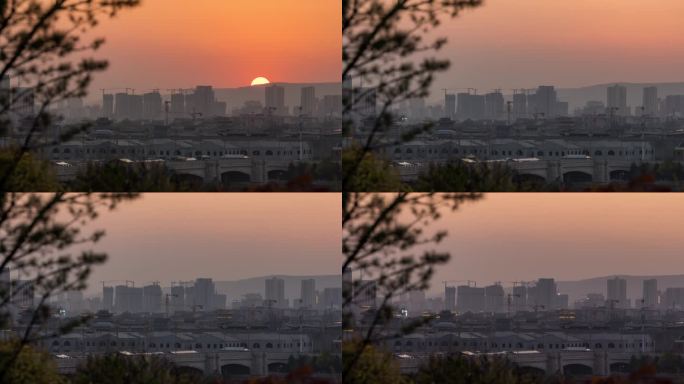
[211,274,341,303]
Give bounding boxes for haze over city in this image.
[419,194,684,294]
[76,193,340,294]
[423,0,684,94]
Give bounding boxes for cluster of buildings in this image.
[101,86,226,121]
[42,276,342,317]
[231,277,341,311]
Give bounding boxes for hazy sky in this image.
[87,0,340,91]
[426,0,684,93]
[420,194,684,293]
[81,194,339,293]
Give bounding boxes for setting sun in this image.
[250,76,270,86]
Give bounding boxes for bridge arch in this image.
[221,171,251,186]
[609,169,630,181]
[516,365,546,378]
[173,365,203,378]
[514,173,547,186]
[563,363,593,377]
[609,362,631,374]
[563,171,592,184]
[172,173,204,188]
[267,169,289,181]
[221,363,251,378]
[268,362,289,374]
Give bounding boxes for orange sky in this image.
[82,193,340,292]
[88,0,340,91]
[425,0,684,92]
[405,194,684,293]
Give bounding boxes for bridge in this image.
[395,158,636,184]
[55,350,313,380]
[396,350,635,377]
[54,157,294,185]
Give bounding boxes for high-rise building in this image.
[192,86,215,117]
[642,279,658,308]
[170,285,185,312]
[456,285,485,313]
[484,92,504,120]
[663,288,684,310]
[128,287,144,313]
[265,84,286,115]
[194,278,216,311]
[300,279,316,308]
[114,285,129,313]
[102,94,114,118]
[484,284,505,313]
[128,94,143,120]
[533,278,557,311]
[457,93,485,120]
[445,94,456,119]
[642,87,658,116]
[322,287,342,309]
[170,93,185,117]
[445,286,456,311]
[534,86,557,117]
[143,91,162,120]
[607,84,628,116]
[102,286,114,312]
[143,283,162,313]
[607,277,628,308]
[114,93,129,120]
[265,277,285,308]
[320,94,342,117]
[512,92,527,119]
[512,285,527,313]
[300,86,316,116]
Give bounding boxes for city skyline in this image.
[422,0,684,93]
[85,0,340,91]
[414,194,684,293]
[74,193,340,293]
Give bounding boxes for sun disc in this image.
[251,77,270,86]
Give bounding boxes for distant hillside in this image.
[214,82,341,114]
[212,274,340,303]
[556,274,684,304]
[556,82,684,111]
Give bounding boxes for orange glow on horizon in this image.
[90,0,340,90]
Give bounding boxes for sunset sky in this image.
[413,194,684,294]
[81,194,339,293]
[88,0,340,91]
[424,0,684,93]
